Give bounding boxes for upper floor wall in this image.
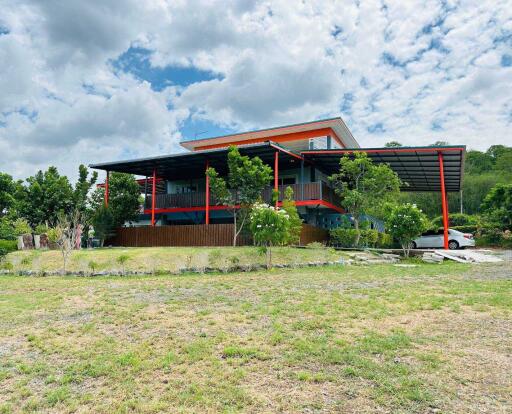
[179,117,359,152]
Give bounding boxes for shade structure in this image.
[89,141,301,179]
[302,146,465,192]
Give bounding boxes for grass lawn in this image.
[0,261,511,413]
[3,246,345,274]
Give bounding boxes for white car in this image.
[412,229,475,250]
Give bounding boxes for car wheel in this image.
[411,241,417,249]
[448,240,459,250]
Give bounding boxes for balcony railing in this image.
[144,181,340,210]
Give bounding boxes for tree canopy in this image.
[16,167,74,227]
[329,152,401,244]
[90,172,141,228]
[206,146,273,245]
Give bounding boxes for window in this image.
[178,185,197,193]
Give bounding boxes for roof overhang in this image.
[179,117,359,150]
[302,146,465,192]
[89,142,302,180]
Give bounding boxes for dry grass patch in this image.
[0,261,511,413]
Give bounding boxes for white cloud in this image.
[0,0,511,180]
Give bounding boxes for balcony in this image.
[144,181,341,211]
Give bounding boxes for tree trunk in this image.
[354,217,361,247]
[233,212,237,246]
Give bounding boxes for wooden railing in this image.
[145,181,340,210]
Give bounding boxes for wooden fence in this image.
[107,223,328,247]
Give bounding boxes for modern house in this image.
[90,117,465,249]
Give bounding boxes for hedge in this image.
[0,239,17,259]
[431,213,478,228]
[0,239,17,253]
[330,228,393,248]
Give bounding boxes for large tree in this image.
[90,172,141,228]
[0,172,16,217]
[206,146,273,246]
[329,152,401,245]
[17,167,74,227]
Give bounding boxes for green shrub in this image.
[13,218,32,236]
[35,223,49,234]
[359,229,379,247]
[475,226,512,247]
[431,213,477,228]
[47,228,60,244]
[376,232,394,248]
[88,261,99,273]
[0,218,16,240]
[330,228,359,247]
[0,239,17,253]
[116,254,130,275]
[449,225,479,234]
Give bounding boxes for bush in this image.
[376,232,394,248]
[12,218,32,236]
[431,213,477,228]
[0,218,16,240]
[0,239,17,253]
[330,228,359,247]
[475,226,512,247]
[449,225,479,234]
[35,223,49,234]
[359,229,379,247]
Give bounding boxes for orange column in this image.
[151,168,156,227]
[205,160,210,225]
[104,171,109,207]
[438,152,449,249]
[274,151,279,208]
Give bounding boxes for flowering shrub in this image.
[249,203,290,268]
[386,203,428,257]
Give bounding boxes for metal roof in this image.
[89,142,302,180]
[179,117,359,150]
[90,143,465,193]
[301,146,465,192]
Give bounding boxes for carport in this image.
[301,146,465,250]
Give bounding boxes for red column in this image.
[104,171,109,207]
[151,168,156,227]
[205,160,210,225]
[438,152,449,249]
[274,151,279,208]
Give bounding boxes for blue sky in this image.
[0,0,511,179]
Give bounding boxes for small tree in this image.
[281,186,302,245]
[207,146,273,246]
[91,205,115,247]
[48,210,82,274]
[116,254,130,275]
[249,203,290,269]
[329,152,401,245]
[386,203,428,257]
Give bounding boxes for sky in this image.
[1,0,511,181]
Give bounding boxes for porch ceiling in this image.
[89,142,302,180]
[301,146,465,192]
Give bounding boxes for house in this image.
[90,117,465,248]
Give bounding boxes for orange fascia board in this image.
[193,127,342,151]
